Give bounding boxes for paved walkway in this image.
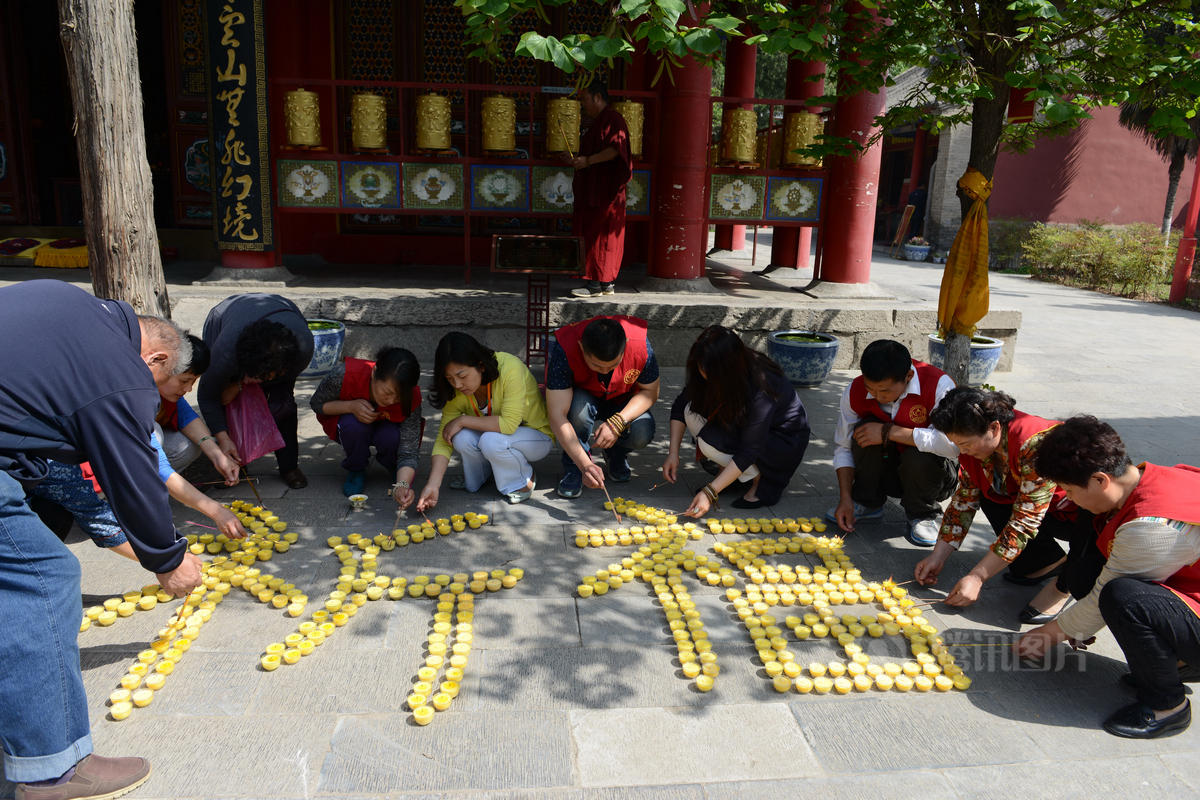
[3,246,1200,799]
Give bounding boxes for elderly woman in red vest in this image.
[662,326,810,514]
[311,347,422,503]
[1017,416,1200,739]
[914,388,1095,622]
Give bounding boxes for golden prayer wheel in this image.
[481,95,516,152]
[416,93,452,151]
[546,97,580,155]
[612,100,643,157]
[784,111,824,167]
[283,88,321,147]
[350,92,387,150]
[721,108,757,163]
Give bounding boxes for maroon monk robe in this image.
[573,104,632,283]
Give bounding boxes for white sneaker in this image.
[906,517,940,547]
[824,503,884,524]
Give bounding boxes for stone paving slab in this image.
[703,771,959,800]
[790,691,1042,772]
[319,712,574,793]
[940,756,1196,799]
[571,703,822,786]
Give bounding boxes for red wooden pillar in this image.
[713,38,756,252]
[821,2,884,284]
[771,52,826,270]
[648,51,712,280]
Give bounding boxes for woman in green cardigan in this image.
[417,333,554,507]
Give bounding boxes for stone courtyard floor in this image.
[3,246,1200,798]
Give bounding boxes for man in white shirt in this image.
[828,340,959,546]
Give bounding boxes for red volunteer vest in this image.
[1096,463,1200,617]
[554,316,650,402]
[958,410,1072,514]
[155,399,180,431]
[317,358,421,441]
[849,360,944,436]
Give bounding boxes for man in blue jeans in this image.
[546,316,659,497]
[0,281,203,800]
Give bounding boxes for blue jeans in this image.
[560,389,655,476]
[0,470,92,782]
[27,461,126,549]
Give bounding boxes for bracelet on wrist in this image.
[198,435,214,445]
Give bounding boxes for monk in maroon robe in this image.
[569,79,632,298]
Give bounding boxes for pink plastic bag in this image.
[226,383,285,465]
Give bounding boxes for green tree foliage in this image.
[456,0,1200,191]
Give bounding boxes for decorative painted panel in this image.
[531,166,573,213]
[402,163,464,210]
[708,174,766,221]
[470,165,530,211]
[341,161,401,209]
[627,170,651,216]
[277,160,338,208]
[766,177,822,222]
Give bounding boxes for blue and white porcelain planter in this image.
[927,333,1003,386]
[302,318,346,379]
[767,330,840,388]
[903,244,932,261]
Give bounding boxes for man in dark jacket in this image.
[0,280,201,800]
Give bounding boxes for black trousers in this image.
[978,496,1100,595]
[850,438,957,520]
[1101,577,1200,710]
[263,378,300,473]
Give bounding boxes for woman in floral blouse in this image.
[913,387,1097,623]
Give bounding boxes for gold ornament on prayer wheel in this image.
[721,108,757,163]
[612,100,643,157]
[416,93,452,151]
[546,98,580,155]
[283,88,321,147]
[350,92,387,150]
[481,95,516,152]
[784,111,824,167]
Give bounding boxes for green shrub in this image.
[1020,221,1179,299]
[988,218,1035,272]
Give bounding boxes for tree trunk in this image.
[58,0,170,317]
[1163,145,1185,235]
[941,0,1015,387]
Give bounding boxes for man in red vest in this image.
[1018,416,1200,739]
[568,78,632,298]
[547,316,659,497]
[828,340,959,546]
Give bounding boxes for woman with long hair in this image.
[662,326,810,515]
[914,387,1098,622]
[417,333,553,507]
[311,346,422,502]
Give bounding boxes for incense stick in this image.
[185,520,218,531]
[242,466,264,506]
[193,477,260,487]
[599,482,622,524]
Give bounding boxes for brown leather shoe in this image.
[16,754,151,800]
[281,467,307,489]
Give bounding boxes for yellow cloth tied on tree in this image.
[937,167,992,338]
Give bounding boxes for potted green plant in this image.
[903,236,932,261]
[927,333,1003,386]
[767,330,840,387]
[302,318,346,379]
